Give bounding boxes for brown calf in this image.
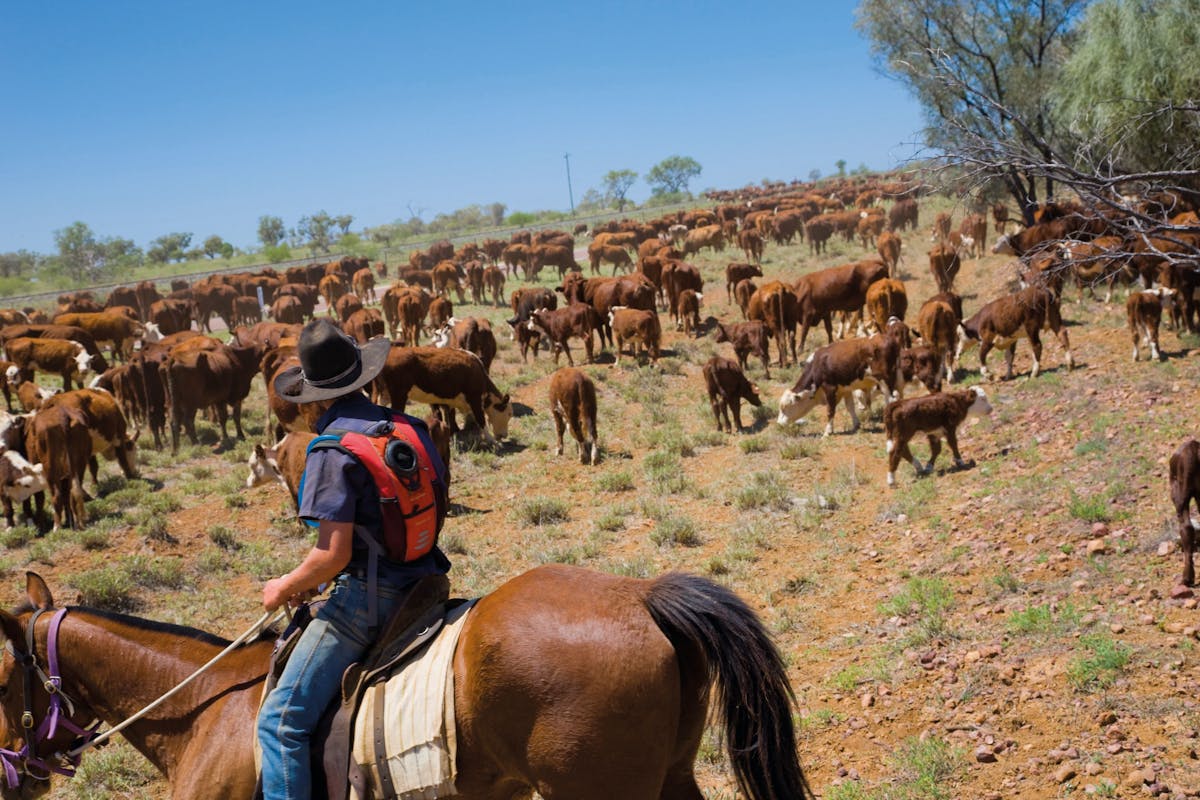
[725,262,763,304]
[608,307,661,366]
[703,356,761,434]
[245,430,318,509]
[776,335,903,436]
[1127,288,1176,362]
[527,305,597,366]
[884,387,992,486]
[928,244,961,294]
[548,367,599,465]
[1169,437,1200,586]
[714,320,772,378]
[957,286,1074,380]
[675,290,702,337]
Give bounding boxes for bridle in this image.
[0,608,99,790]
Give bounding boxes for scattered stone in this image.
[975,746,997,763]
[1055,765,1077,783]
[861,694,875,709]
[1140,614,1157,625]
[1170,585,1195,600]
[1086,539,1108,556]
[1125,767,1155,787]
[1159,541,1176,556]
[965,650,982,663]
[1164,622,1185,634]
[1098,711,1118,727]
[1185,599,1199,610]
[1092,522,1110,537]
[1106,743,1124,754]
[1085,762,1103,776]
[1110,623,1125,634]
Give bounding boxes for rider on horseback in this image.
[258,320,450,800]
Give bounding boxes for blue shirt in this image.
[297,392,450,580]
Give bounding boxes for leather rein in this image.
[0,608,100,789]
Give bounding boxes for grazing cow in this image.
[527,305,597,366]
[344,308,386,346]
[530,244,580,280]
[483,265,506,307]
[270,295,306,325]
[676,290,702,337]
[1169,437,1200,586]
[432,317,498,372]
[928,244,961,294]
[702,356,761,434]
[548,367,599,465]
[43,388,139,484]
[16,381,57,413]
[884,387,992,486]
[374,345,512,445]
[608,307,661,366]
[245,430,317,509]
[737,229,764,264]
[734,278,757,320]
[793,259,888,350]
[51,311,146,361]
[0,448,47,530]
[334,293,363,323]
[502,243,531,277]
[160,343,258,453]
[776,335,903,436]
[725,262,763,304]
[746,281,799,367]
[805,217,834,255]
[24,403,91,530]
[1127,288,1176,362]
[433,261,467,302]
[588,242,634,275]
[877,230,902,277]
[917,297,960,384]
[5,338,93,390]
[351,267,377,304]
[564,275,656,349]
[682,225,725,257]
[427,296,453,333]
[957,286,1074,380]
[865,278,907,334]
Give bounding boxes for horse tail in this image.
[643,573,813,800]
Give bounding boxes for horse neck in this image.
[54,610,268,776]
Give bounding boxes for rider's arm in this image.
[263,520,353,611]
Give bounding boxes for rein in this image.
[0,607,284,790]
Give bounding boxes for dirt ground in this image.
[11,196,1200,800]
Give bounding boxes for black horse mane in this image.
[9,601,238,649]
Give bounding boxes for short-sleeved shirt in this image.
[298,392,450,582]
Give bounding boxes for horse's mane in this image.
[66,606,234,648]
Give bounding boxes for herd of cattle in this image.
[1,174,1199,587]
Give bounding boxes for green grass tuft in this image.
[513,497,570,526]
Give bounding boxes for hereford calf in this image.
[865,278,907,334]
[527,305,597,366]
[5,338,93,390]
[0,449,47,529]
[43,389,140,484]
[884,386,992,486]
[703,356,761,434]
[432,317,498,372]
[245,430,318,509]
[957,286,1074,380]
[734,278,757,320]
[1127,288,1176,362]
[1169,437,1200,586]
[675,290,702,337]
[928,244,961,294]
[917,298,960,384]
[776,335,903,436]
[714,320,772,378]
[608,307,661,366]
[548,367,599,465]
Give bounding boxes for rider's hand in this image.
[262,577,292,612]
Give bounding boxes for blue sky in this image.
[0,1,925,254]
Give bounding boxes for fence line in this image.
[1,200,702,308]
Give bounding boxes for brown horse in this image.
[0,566,812,800]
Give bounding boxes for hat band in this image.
[303,357,360,388]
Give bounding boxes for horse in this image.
[0,565,813,800]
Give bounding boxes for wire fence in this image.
[1,200,702,309]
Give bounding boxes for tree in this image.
[602,169,638,210]
[856,0,1086,222]
[835,159,847,177]
[646,156,702,196]
[147,232,193,264]
[0,250,39,279]
[51,222,141,283]
[334,215,354,236]
[487,203,507,226]
[258,215,285,248]
[297,211,334,254]
[577,188,605,212]
[808,168,822,182]
[203,235,229,259]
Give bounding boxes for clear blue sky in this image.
[0,1,924,255]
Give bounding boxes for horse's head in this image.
[0,574,93,799]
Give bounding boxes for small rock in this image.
[965,650,982,663]
[1092,522,1110,537]
[1147,783,1168,796]
[1107,743,1124,754]
[1164,622,1185,634]
[1184,598,1198,610]
[1086,539,1108,556]
[1055,765,1077,783]
[1140,614,1157,625]
[1085,762,1103,776]
[975,746,997,763]
[1158,541,1176,556]
[1110,623,1125,634]
[861,694,875,709]
[1170,585,1195,600]
[1098,711,1118,727]
[1125,768,1155,787]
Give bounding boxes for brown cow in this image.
[232,295,262,328]
[502,243,531,277]
[344,308,386,345]
[805,216,834,255]
[734,278,757,320]
[432,317,498,372]
[24,403,91,530]
[865,279,907,334]
[465,261,486,305]
[51,311,146,361]
[703,356,761,434]
[737,228,764,264]
[374,346,512,445]
[917,298,960,384]
[548,367,599,465]
[0,324,109,374]
[527,306,596,366]
[1169,437,1200,586]
[318,274,347,316]
[747,281,799,367]
[0,444,48,529]
[483,265,506,307]
[1127,288,1176,362]
[608,307,661,366]
[877,230,902,278]
[334,293,363,323]
[675,290,702,337]
[351,267,377,304]
[725,262,763,304]
[776,335,903,436]
[271,295,306,325]
[160,343,258,452]
[43,389,139,484]
[884,387,992,486]
[957,286,1074,380]
[928,244,961,294]
[5,338,93,390]
[433,261,466,302]
[959,214,987,259]
[681,225,725,256]
[793,259,888,350]
[16,381,57,413]
[588,242,633,276]
[427,296,453,332]
[191,283,238,332]
[530,244,580,280]
[245,431,318,509]
[393,287,432,345]
[148,298,194,335]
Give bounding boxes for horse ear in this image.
[25,572,54,610]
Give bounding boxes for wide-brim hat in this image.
[273,319,391,403]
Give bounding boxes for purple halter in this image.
[0,608,100,789]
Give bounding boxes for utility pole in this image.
[563,152,575,216]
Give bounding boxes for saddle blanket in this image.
[352,600,475,800]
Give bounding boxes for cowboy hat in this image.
[273,319,391,403]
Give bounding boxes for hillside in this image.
[9,196,1200,800]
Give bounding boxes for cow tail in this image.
[644,573,814,800]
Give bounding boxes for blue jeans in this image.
[257,574,406,800]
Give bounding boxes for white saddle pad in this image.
[352,600,475,800]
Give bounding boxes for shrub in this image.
[71,568,137,611]
[650,515,701,547]
[514,497,570,526]
[595,471,635,492]
[125,556,187,589]
[1068,490,1111,523]
[208,525,240,551]
[1068,634,1131,691]
[733,472,792,511]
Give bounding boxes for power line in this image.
[563,152,575,216]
